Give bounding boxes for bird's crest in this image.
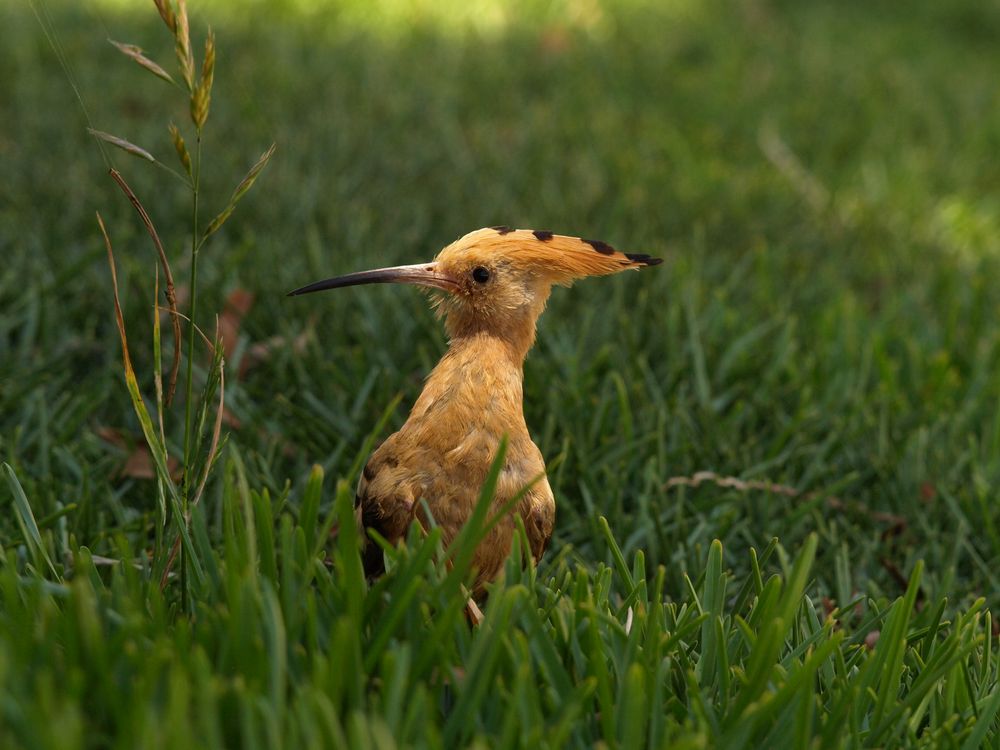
[436,226,662,284]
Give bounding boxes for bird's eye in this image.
[471,267,491,284]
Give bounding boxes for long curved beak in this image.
[287,262,458,297]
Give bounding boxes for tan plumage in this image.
[290,226,661,594]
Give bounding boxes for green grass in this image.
[3,0,1000,746]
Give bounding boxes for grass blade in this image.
[3,463,59,580]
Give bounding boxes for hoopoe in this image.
[290,226,661,593]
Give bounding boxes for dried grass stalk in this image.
[108,168,182,405]
[161,321,225,590]
[664,470,907,528]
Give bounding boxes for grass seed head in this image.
[201,30,215,92]
[174,0,194,90]
[191,31,215,130]
[168,123,192,176]
[108,39,175,84]
[87,128,155,162]
[152,0,176,33]
[191,85,209,130]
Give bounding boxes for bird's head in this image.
[289,226,662,352]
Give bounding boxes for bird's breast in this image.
[411,352,524,423]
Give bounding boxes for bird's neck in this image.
[407,329,531,429]
[443,307,541,363]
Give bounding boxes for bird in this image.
[289,226,662,594]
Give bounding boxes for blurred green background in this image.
[3,0,1000,605]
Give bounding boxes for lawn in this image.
[2,0,1000,746]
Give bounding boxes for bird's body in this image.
[355,330,554,588]
[290,226,660,593]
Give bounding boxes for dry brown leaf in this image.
[539,28,572,55]
[122,446,182,481]
[221,405,242,429]
[239,329,311,380]
[96,425,127,448]
[920,482,937,503]
[97,426,181,481]
[219,288,255,359]
[821,597,836,619]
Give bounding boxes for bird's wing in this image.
[354,436,416,578]
[519,477,555,564]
